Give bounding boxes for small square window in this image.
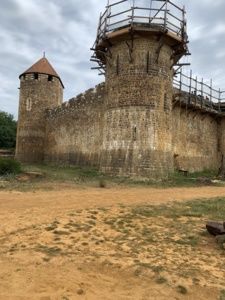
[34,73,39,80]
[48,75,53,82]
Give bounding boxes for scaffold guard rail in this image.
[96,0,187,43]
[173,70,225,112]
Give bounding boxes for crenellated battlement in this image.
[46,83,105,119]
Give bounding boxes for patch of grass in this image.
[42,257,51,262]
[220,290,225,300]
[175,235,199,247]
[104,218,117,226]
[165,169,217,187]
[45,223,58,231]
[132,198,225,220]
[156,276,167,284]
[53,230,70,236]
[87,220,96,226]
[2,161,221,192]
[151,265,164,273]
[216,235,225,250]
[35,244,62,257]
[9,246,17,253]
[77,289,84,295]
[68,212,76,217]
[177,285,188,295]
[81,242,89,246]
[192,277,200,284]
[23,164,102,182]
[134,262,152,269]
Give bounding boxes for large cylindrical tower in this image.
[92,0,188,178]
[16,57,64,163]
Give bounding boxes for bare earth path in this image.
[2,185,225,211]
[0,186,225,300]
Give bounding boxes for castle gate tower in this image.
[16,57,64,163]
[92,0,189,178]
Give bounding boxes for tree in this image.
[0,111,17,149]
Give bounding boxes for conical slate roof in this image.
[19,57,64,88]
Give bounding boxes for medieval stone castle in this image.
[15,0,225,179]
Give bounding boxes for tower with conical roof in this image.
[16,56,64,163]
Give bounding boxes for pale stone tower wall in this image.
[16,69,63,163]
[100,37,174,178]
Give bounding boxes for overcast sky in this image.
[0,0,225,119]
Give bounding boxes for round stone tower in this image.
[16,56,64,163]
[92,0,189,178]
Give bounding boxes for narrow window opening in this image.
[34,73,39,80]
[133,126,137,141]
[146,51,149,74]
[26,98,32,111]
[164,93,169,111]
[116,55,119,75]
[48,75,53,82]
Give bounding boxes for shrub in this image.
[0,158,21,175]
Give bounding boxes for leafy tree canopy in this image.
[0,111,17,149]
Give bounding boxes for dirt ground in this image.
[0,185,225,300]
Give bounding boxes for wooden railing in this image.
[173,70,225,113]
[96,0,187,44]
[92,0,188,75]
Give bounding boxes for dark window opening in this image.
[133,126,137,141]
[116,55,119,75]
[34,73,39,80]
[164,93,169,111]
[48,75,53,82]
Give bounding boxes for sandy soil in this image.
[0,186,225,299]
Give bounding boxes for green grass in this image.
[123,169,218,188]
[23,163,101,182]
[155,276,167,284]
[0,162,222,191]
[131,197,225,220]
[53,230,70,236]
[220,290,225,300]
[34,244,62,257]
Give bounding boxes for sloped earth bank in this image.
[0,186,225,299]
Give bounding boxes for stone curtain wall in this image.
[44,83,105,166]
[172,106,220,172]
[218,119,225,173]
[42,78,223,176]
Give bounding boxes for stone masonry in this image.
[16,71,63,163]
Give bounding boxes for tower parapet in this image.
[16,57,64,163]
[92,0,189,178]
